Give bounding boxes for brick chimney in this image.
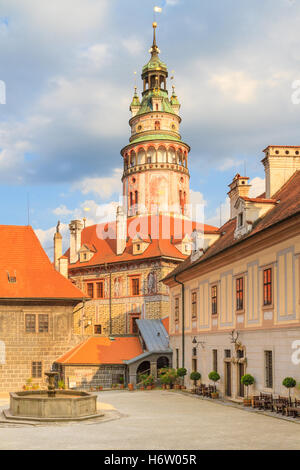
[262,146,300,198]
[53,221,62,271]
[228,174,251,219]
[69,220,83,263]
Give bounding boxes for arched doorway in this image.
[136,361,150,383]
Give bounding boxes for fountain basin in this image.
[8,390,99,421]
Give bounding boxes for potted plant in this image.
[241,374,255,406]
[128,383,134,391]
[119,376,125,389]
[176,368,187,389]
[282,377,296,403]
[144,374,154,390]
[208,371,220,399]
[190,371,201,392]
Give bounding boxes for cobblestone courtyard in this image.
[1,390,300,450]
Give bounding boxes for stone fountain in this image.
[3,371,103,422]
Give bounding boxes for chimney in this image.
[69,220,83,263]
[262,146,300,198]
[53,221,62,271]
[228,174,251,219]
[116,206,127,255]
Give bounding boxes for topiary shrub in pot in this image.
[282,377,296,403]
[208,371,220,399]
[241,374,255,406]
[176,368,187,389]
[190,371,201,392]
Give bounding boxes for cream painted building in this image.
[164,145,300,400]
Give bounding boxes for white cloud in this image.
[72,168,123,199]
[218,158,242,172]
[190,189,206,207]
[249,176,265,197]
[206,197,230,228]
[52,205,73,216]
[79,44,111,68]
[122,37,144,56]
[210,71,258,104]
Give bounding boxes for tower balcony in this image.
[122,162,190,181]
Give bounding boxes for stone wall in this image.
[0,303,83,392]
[62,364,126,389]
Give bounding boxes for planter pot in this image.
[119,384,124,389]
[243,398,252,407]
[181,386,186,390]
[98,386,103,391]
[128,383,134,391]
[174,384,180,390]
[211,392,219,399]
[166,385,171,390]
[140,386,145,391]
[147,386,152,390]
[162,384,166,390]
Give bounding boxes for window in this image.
[25,314,36,333]
[213,349,218,372]
[236,277,244,311]
[224,349,231,358]
[87,283,94,298]
[155,121,160,130]
[192,358,197,372]
[191,291,197,319]
[175,297,179,322]
[263,268,272,306]
[32,362,42,378]
[265,350,273,388]
[94,324,102,335]
[130,192,133,207]
[38,314,49,333]
[96,282,104,299]
[135,191,138,205]
[176,349,179,369]
[211,286,218,315]
[238,212,244,227]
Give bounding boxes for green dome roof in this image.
[142,56,167,74]
[136,89,175,116]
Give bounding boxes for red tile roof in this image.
[56,336,143,365]
[165,171,300,280]
[161,316,169,333]
[67,214,219,269]
[0,225,85,300]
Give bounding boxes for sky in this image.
[1,0,300,257]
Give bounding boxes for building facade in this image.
[0,226,85,392]
[164,146,300,400]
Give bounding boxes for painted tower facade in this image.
[121,23,191,218]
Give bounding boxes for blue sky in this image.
[1,0,300,255]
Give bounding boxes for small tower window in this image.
[238,212,244,227]
[155,121,160,130]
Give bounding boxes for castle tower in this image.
[120,22,191,218]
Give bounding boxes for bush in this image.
[58,380,66,390]
[190,371,201,386]
[158,367,169,377]
[208,371,220,383]
[283,377,296,399]
[119,376,124,384]
[143,375,154,387]
[241,374,255,398]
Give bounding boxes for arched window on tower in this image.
[179,190,184,215]
[138,149,146,165]
[147,147,156,164]
[155,121,160,131]
[130,192,133,207]
[157,146,167,163]
[135,191,138,206]
[168,147,176,164]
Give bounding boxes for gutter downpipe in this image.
[174,274,185,370]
